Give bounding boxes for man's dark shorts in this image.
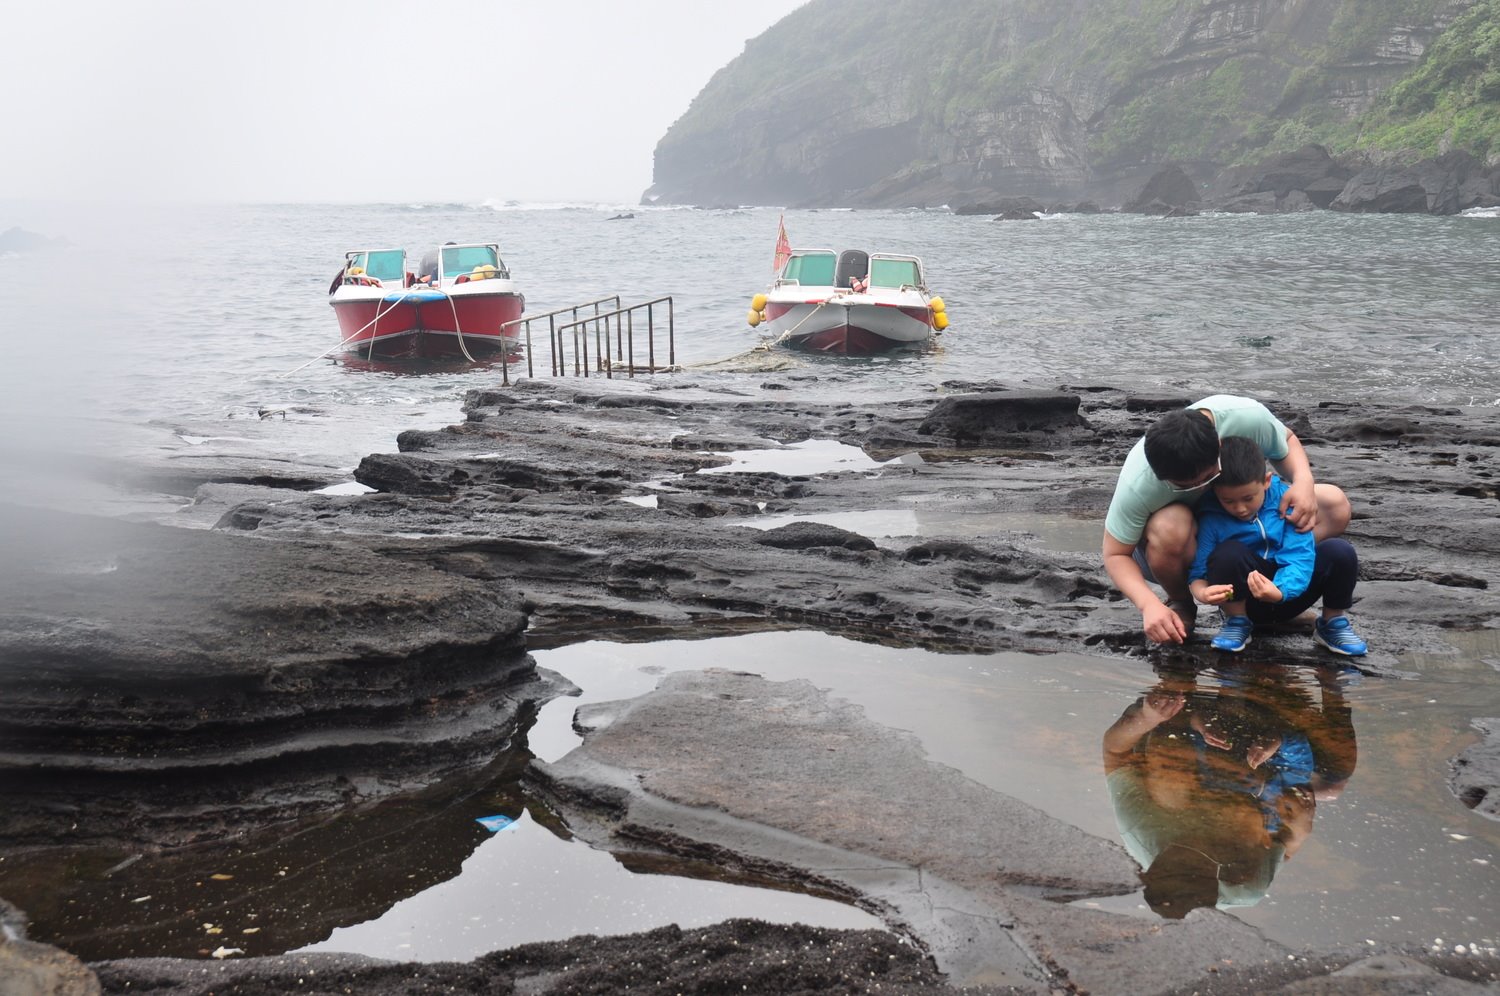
[1132,545,1159,585]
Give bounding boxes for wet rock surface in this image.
[5,376,1500,993]
[0,506,543,848]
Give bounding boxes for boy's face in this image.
[1213,473,1272,521]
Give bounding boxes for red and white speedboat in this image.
[748,248,948,355]
[328,242,525,360]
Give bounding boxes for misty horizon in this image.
[4,0,809,206]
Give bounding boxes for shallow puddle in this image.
[4,630,1497,964]
[532,632,1500,955]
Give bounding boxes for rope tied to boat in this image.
[764,297,834,348]
[280,289,422,376]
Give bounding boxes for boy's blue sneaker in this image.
[1212,615,1254,652]
[1315,615,1368,656]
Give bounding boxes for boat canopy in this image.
[347,249,406,282]
[868,254,924,290]
[442,244,506,278]
[778,250,837,286]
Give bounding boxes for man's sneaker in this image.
[1315,615,1368,656]
[1212,615,1254,653]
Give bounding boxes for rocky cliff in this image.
[644,0,1496,208]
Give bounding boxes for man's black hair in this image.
[1217,436,1268,488]
[1143,408,1219,482]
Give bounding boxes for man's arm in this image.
[1103,532,1188,643]
[1103,689,1184,773]
[1269,431,1317,532]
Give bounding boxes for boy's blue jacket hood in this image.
[1189,475,1316,599]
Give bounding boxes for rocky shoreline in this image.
[3,377,1499,994]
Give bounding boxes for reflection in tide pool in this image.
[536,632,1500,954]
[1101,665,1355,919]
[298,810,880,962]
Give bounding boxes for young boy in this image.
[1188,437,1367,655]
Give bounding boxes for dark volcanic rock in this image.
[1124,165,1201,214]
[0,504,541,848]
[753,521,878,551]
[954,196,1046,216]
[918,391,1091,447]
[95,921,970,996]
[1330,152,1490,215]
[1451,717,1500,820]
[1209,144,1354,211]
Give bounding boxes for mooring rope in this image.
[281,287,418,376]
[444,290,478,364]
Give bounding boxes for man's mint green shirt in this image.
[1104,395,1291,547]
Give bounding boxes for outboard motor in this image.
[834,249,869,290]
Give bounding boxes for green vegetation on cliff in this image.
[1356,0,1500,158]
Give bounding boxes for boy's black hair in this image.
[1217,436,1268,488]
[1143,408,1219,482]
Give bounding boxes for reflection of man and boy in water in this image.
[1103,664,1357,918]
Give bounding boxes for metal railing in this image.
[498,296,621,385]
[498,295,675,383]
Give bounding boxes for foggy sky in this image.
[3,0,808,205]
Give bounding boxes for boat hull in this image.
[330,286,525,360]
[762,297,933,355]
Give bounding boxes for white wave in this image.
[1460,206,1499,219]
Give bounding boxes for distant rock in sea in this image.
[0,227,68,254]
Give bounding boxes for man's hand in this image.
[1280,475,1318,532]
[1246,570,1284,603]
[1143,599,1189,644]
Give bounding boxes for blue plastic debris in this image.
[475,814,515,833]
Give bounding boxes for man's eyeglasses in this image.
[1164,459,1221,493]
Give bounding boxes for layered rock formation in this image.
[645,0,1495,210]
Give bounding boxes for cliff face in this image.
[644,0,1486,207]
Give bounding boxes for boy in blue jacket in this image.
[1188,437,1367,655]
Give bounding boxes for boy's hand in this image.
[1199,584,1236,605]
[1247,570,1284,603]
[1247,734,1283,769]
[1140,689,1185,725]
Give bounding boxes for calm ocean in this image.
[2,200,1498,474]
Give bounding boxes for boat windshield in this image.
[869,258,921,289]
[363,250,406,282]
[442,245,503,278]
[781,252,836,286]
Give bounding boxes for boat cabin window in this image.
[869,258,920,289]
[781,252,836,286]
[442,245,504,278]
[363,250,406,283]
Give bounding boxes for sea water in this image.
[1,201,1497,485]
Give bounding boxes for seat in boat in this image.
[835,249,870,290]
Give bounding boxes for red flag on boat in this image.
[773,214,792,273]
